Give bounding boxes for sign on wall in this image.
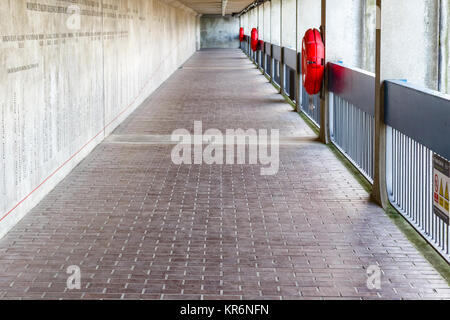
[433,154,450,224]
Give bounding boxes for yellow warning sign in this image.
[433,154,450,223]
[445,183,449,201]
[445,182,449,212]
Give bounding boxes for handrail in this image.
[385,80,450,160]
[283,47,298,71]
[272,44,282,61]
[264,42,271,56]
[240,39,450,262]
[328,62,375,116]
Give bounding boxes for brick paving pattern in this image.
[0,49,448,300]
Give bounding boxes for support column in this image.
[279,0,284,94]
[319,0,329,143]
[196,14,202,51]
[295,0,301,112]
[239,15,242,50]
[372,0,388,207]
[270,0,273,82]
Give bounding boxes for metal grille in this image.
[273,59,280,86]
[257,51,263,69]
[265,54,271,77]
[387,127,450,262]
[300,82,321,127]
[284,65,296,102]
[330,94,375,181]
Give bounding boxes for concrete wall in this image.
[0,0,198,238]
[326,0,365,69]
[440,0,450,94]
[298,0,322,51]
[382,0,439,89]
[200,15,239,49]
[263,1,271,41]
[258,4,264,41]
[271,0,281,45]
[281,0,296,49]
[325,0,376,73]
[362,0,376,73]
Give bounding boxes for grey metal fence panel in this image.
[284,65,296,102]
[265,54,271,77]
[283,48,297,71]
[300,82,321,127]
[385,80,450,160]
[272,44,282,61]
[330,94,375,181]
[328,62,375,116]
[265,42,272,56]
[385,81,450,262]
[273,59,281,86]
[327,63,375,181]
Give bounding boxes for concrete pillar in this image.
[196,14,202,50]
[319,0,329,143]
[372,0,387,207]
[295,0,300,112]
[280,0,285,94]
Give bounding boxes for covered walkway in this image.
[0,49,447,300]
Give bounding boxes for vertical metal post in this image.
[372,0,389,208]
[262,2,265,72]
[270,0,273,82]
[239,15,242,50]
[319,0,330,143]
[257,4,260,68]
[295,0,301,112]
[279,0,284,94]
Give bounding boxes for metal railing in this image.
[284,65,296,102]
[264,53,271,77]
[241,37,450,263]
[264,42,271,77]
[385,81,450,262]
[273,59,280,86]
[271,45,282,87]
[300,85,321,127]
[298,50,321,127]
[241,38,450,263]
[328,63,375,181]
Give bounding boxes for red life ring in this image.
[239,27,244,42]
[251,28,259,51]
[302,28,325,95]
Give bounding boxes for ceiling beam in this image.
[221,0,228,15]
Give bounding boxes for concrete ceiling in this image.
[178,0,254,15]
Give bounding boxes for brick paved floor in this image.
[0,49,448,300]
